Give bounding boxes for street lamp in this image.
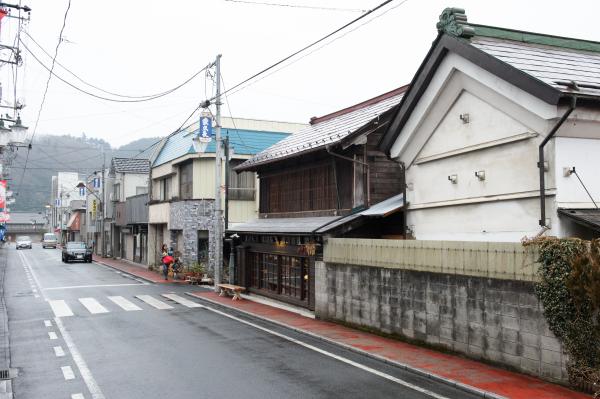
[9,115,27,144]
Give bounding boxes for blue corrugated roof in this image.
[153,126,291,167]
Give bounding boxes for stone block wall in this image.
[315,261,568,382]
[169,200,216,272]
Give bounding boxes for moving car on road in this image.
[62,241,92,263]
[16,236,32,250]
[42,233,58,249]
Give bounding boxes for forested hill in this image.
[7,134,160,212]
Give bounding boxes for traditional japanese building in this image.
[230,87,409,309]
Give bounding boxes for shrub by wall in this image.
[524,237,600,396]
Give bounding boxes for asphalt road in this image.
[4,244,480,399]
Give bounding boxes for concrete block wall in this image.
[315,261,568,382]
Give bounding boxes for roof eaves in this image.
[310,85,410,125]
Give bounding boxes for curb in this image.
[92,259,157,284]
[186,292,507,399]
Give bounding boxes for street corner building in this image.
[147,117,306,273]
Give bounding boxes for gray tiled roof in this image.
[471,36,600,98]
[112,158,150,174]
[238,87,408,170]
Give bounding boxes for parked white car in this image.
[16,236,32,250]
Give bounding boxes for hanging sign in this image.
[0,180,6,211]
[55,198,61,207]
[199,116,213,140]
[92,177,101,189]
[79,186,86,197]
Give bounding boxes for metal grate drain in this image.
[0,369,9,379]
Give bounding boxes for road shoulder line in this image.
[186,292,506,399]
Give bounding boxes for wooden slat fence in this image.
[324,238,540,281]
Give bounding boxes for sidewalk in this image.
[188,291,590,399]
[92,256,187,284]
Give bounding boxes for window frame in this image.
[179,161,194,200]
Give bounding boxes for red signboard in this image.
[0,180,6,212]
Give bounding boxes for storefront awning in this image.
[228,216,340,235]
[316,193,404,234]
[66,212,81,231]
[558,208,600,232]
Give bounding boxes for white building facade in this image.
[379,9,600,242]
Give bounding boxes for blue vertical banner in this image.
[199,116,213,139]
[92,177,101,189]
[79,186,86,196]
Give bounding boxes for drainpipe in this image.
[326,145,370,207]
[400,161,407,238]
[538,96,577,227]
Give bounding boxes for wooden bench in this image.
[217,284,245,301]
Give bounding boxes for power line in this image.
[22,30,210,101]
[226,0,410,98]
[223,0,367,13]
[16,0,72,198]
[20,39,210,103]
[218,0,397,98]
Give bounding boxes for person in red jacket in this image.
[162,254,174,280]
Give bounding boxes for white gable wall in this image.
[388,51,600,241]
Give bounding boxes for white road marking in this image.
[61,365,75,380]
[43,283,146,290]
[135,295,173,310]
[162,294,203,308]
[34,294,40,298]
[78,298,109,314]
[48,332,58,340]
[32,288,38,293]
[49,300,74,317]
[108,296,142,311]
[55,317,106,399]
[44,320,52,327]
[72,394,85,399]
[200,302,453,399]
[54,346,65,357]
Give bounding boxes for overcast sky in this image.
[3,0,599,148]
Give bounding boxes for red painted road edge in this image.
[188,291,590,399]
[92,255,187,284]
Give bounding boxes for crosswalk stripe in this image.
[48,332,58,340]
[162,294,203,308]
[49,300,74,317]
[78,298,109,314]
[72,394,85,399]
[108,296,142,311]
[135,295,173,310]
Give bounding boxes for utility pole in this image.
[213,54,223,292]
[101,147,106,257]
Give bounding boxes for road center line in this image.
[18,251,46,298]
[43,283,145,290]
[201,303,452,399]
[55,317,106,399]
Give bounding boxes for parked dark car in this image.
[62,241,92,263]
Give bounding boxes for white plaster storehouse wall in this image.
[388,53,569,241]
